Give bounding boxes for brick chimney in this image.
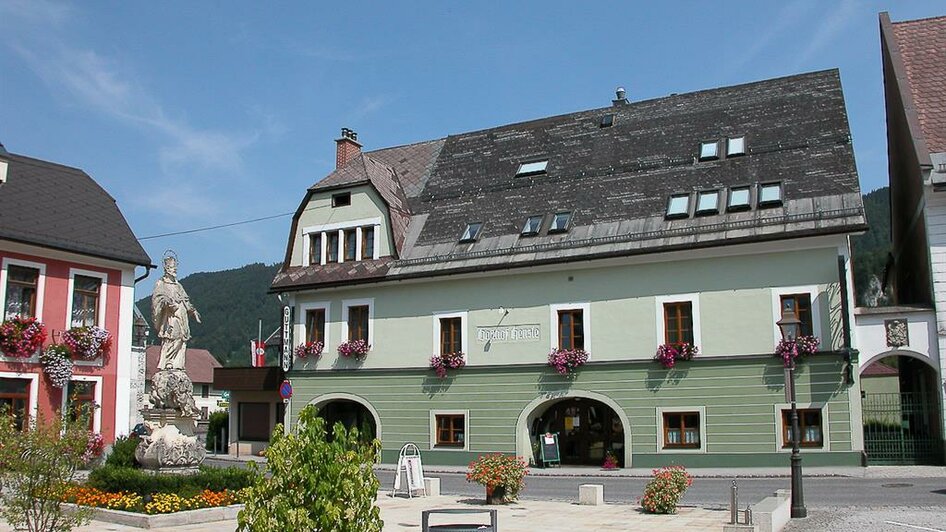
[335,128,362,168]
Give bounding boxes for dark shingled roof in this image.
[0,153,152,266]
[273,70,866,292]
[890,15,946,154]
[145,346,221,384]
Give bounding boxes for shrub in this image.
[466,453,529,501]
[237,406,382,531]
[105,435,140,468]
[206,410,229,451]
[639,465,693,514]
[87,465,253,497]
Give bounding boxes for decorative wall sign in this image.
[884,319,909,348]
[475,324,541,344]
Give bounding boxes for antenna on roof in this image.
[612,86,628,106]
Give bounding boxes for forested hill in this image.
[136,263,283,367]
[136,189,892,366]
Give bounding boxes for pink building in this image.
[0,145,151,443]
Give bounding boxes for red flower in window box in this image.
[62,326,112,361]
[654,342,699,369]
[294,341,324,359]
[337,339,370,358]
[774,335,820,367]
[0,316,47,358]
[547,348,589,376]
[430,351,466,378]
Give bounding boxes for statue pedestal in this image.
[135,408,206,473]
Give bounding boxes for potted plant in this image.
[40,344,73,388]
[62,326,112,361]
[0,316,47,358]
[430,351,465,378]
[654,342,699,369]
[466,453,528,504]
[547,348,589,376]
[337,339,370,358]
[294,341,324,359]
[775,335,820,367]
[602,450,619,470]
[639,465,693,514]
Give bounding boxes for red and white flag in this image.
[251,340,266,367]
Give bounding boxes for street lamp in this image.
[776,307,807,519]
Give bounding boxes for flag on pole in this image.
[251,340,266,367]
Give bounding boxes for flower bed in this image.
[775,335,820,367]
[337,339,370,358]
[639,465,692,514]
[294,341,324,359]
[40,343,73,387]
[62,326,112,361]
[0,316,47,358]
[547,348,588,376]
[430,351,465,378]
[654,342,698,369]
[466,453,528,503]
[62,486,248,514]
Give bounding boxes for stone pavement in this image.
[0,495,728,531]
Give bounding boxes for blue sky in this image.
[1,1,943,281]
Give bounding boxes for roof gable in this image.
[889,15,946,154]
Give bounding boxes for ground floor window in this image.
[66,380,96,431]
[782,408,823,447]
[435,414,465,447]
[0,378,30,430]
[239,402,271,441]
[663,411,700,449]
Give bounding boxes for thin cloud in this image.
[724,0,812,74]
[0,0,72,26]
[348,95,393,122]
[794,0,857,67]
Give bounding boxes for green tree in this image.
[237,406,383,531]
[0,410,94,531]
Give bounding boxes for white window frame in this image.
[302,217,383,265]
[0,257,47,322]
[654,293,702,348]
[65,268,108,329]
[770,286,823,343]
[0,372,39,427]
[656,406,706,453]
[302,232,323,267]
[549,302,591,355]
[432,311,469,360]
[341,298,374,349]
[773,402,829,452]
[429,409,469,451]
[60,375,103,433]
[297,301,331,354]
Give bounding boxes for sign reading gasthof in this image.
[475,324,541,343]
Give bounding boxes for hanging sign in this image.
[281,305,292,372]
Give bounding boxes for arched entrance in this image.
[517,392,630,467]
[308,393,381,443]
[860,351,943,465]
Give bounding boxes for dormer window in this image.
[727,186,751,211]
[600,114,614,128]
[695,190,720,215]
[758,182,783,207]
[666,193,690,219]
[727,136,746,157]
[515,160,548,178]
[699,141,719,161]
[332,192,351,208]
[549,212,571,233]
[521,215,543,236]
[459,222,483,243]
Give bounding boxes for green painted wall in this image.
[288,354,859,467]
[292,246,844,370]
[290,185,393,266]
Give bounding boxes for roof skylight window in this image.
[699,141,719,161]
[521,215,543,236]
[695,190,720,215]
[758,182,783,207]
[666,193,690,219]
[515,160,548,177]
[600,114,614,128]
[727,186,751,211]
[727,136,746,157]
[459,222,483,243]
[549,212,571,233]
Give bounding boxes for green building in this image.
[271,70,868,468]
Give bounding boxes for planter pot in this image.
[485,485,507,505]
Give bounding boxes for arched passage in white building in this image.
[306,392,382,442]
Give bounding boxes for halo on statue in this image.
[162,249,179,269]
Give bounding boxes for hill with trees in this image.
[851,187,891,306]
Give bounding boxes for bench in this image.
[421,508,498,531]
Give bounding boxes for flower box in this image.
[62,326,112,361]
[294,341,324,359]
[654,342,699,369]
[547,348,588,376]
[0,316,47,358]
[775,335,820,367]
[40,343,73,388]
[430,351,465,378]
[337,339,370,358]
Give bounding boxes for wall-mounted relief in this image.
[884,318,909,348]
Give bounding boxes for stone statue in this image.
[152,252,201,370]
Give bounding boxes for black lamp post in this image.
[777,308,807,519]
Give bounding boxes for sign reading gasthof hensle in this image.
[476,324,541,343]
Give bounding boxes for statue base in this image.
[135,408,205,472]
